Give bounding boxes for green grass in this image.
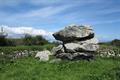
[0,44,120,80]
[0,57,120,80]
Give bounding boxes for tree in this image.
[0,27,8,46]
[23,34,33,46]
[35,35,48,45]
[23,34,49,46]
[111,39,120,47]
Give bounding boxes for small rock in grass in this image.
[35,50,51,61]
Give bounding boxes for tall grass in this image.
[0,57,120,80]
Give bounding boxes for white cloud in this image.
[0,25,53,37]
[93,8,120,16]
[7,4,73,20]
[23,5,71,18]
[1,4,73,24]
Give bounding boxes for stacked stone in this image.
[52,24,99,60]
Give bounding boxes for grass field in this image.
[0,57,120,80]
[0,44,120,80]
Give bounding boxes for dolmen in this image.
[52,24,99,60]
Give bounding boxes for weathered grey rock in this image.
[55,53,73,60]
[35,50,51,61]
[53,25,94,42]
[51,45,64,55]
[77,37,99,44]
[64,43,99,52]
[73,52,94,60]
[55,52,94,60]
[52,38,99,56]
[52,24,99,60]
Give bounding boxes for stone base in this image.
[55,52,95,61]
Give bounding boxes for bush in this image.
[0,37,7,46]
[23,34,49,46]
[111,39,120,47]
[0,34,50,46]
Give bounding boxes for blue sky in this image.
[0,0,120,41]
